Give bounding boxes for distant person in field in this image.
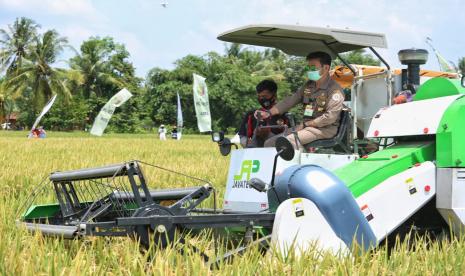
[158,124,167,140]
[171,126,178,139]
[238,79,288,148]
[31,128,41,138]
[38,126,46,138]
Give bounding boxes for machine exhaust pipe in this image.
[398,48,428,93]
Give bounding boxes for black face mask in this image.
[258,97,276,109]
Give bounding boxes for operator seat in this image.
[304,109,351,153]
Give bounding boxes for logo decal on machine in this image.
[232,160,261,188]
[361,204,374,221]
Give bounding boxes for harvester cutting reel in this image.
[18,160,277,261]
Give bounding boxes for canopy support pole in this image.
[369,47,393,106]
[369,47,390,70]
[323,42,357,75]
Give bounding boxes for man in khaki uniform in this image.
[256,51,345,149]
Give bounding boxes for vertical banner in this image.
[435,52,455,73]
[176,92,183,140]
[90,88,133,136]
[192,73,212,132]
[28,94,57,138]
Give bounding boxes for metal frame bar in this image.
[170,185,212,214]
[83,213,275,236]
[335,52,357,75]
[126,162,154,207]
[115,213,275,229]
[84,221,132,237]
[322,41,357,75]
[369,47,390,70]
[353,71,388,81]
[53,182,77,218]
[368,47,393,106]
[50,163,128,182]
[19,221,79,238]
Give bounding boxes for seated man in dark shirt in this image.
[238,79,288,148]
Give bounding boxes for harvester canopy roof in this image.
[217,24,388,57]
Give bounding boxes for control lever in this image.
[285,112,302,149]
[286,112,296,128]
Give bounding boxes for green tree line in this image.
[2,17,459,134]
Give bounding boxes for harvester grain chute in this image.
[18,24,465,262]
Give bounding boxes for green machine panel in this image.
[414,78,465,101]
[334,142,435,197]
[436,96,465,167]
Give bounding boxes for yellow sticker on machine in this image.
[292,198,302,204]
[405,178,413,184]
[292,198,305,217]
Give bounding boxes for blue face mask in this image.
[307,70,321,81]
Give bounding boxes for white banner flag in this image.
[192,73,212,132]
[177,92,183,140]
[426,37,457,73]
[90,88,133,136]
[28,94,57,138]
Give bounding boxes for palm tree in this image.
[250,49,287,81]
[225,43,243,58]
[0,17,39,76]
[70,37,126,98]
[5,30,78,110]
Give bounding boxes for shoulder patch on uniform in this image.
[332,91,343,102]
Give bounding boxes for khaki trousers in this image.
[264,126,337,149]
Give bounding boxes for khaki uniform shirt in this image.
[275,76,344,130]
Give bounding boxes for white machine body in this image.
[366,95,461,138]
[271,161,436,253]
[271,198,347,256]
[355,161,436,242]
[436,168,465,234]
[351,73,439,135]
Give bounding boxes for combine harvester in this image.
[18,25,465,259]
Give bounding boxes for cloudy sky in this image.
[1,0,463,77]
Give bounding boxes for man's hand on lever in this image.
[254,107,277,120]
[254,110,269,120]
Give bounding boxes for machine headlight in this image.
[211,131,224,143]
